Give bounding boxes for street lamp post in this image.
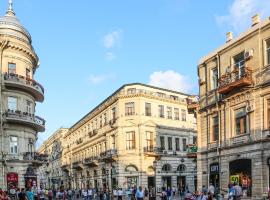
[153,160,157,200]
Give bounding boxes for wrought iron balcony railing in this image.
[3,73,44,102]
[218,66,252,94]
[4,110,45,132]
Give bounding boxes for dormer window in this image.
[127,88,136,94]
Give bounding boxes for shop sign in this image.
[230,175,240,184]
[7,173,18,194]
[210,163,219,173]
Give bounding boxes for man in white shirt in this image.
[82,188,88,200]
[87,188,93,200]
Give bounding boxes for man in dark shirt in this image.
[18,188,27,200]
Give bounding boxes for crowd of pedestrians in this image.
[2,182,270,200]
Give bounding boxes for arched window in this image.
[125,165,138,172]
[162,164,172,172]
[177,164,186,172]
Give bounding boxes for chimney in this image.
[252,14,260,26]
[226,32,233,43]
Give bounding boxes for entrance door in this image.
[148,177,155,188]
[229,159,252,197]
[162,177,171,189]
[177,176,186,191]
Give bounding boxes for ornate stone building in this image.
[60,83,197,192]
[0,1,46,191]
[37,128,68,189]
[192,14,270,198]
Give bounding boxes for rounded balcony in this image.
[3,73,44,102]
[4,110,45,132]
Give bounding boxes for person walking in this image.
[26,188,34,200]
[135,186,144,200]
[161,187,167,200]
[166,187,172,200]
[48,188,53,200]
[18,189,27,200]
[56,186,67,200]
[233,183,242,200]
[117,188,123,200]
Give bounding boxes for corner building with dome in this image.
[0,1,46,191]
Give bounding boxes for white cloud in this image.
[148,70,193,93]
[103,30,122,49]
[105,52,116,61]
[216,0,270,33]
[89,74,116,84]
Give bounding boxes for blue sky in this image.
[2,0,269,146]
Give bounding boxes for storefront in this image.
[229,159,252,197]
[25,167,37,189]
[209,163,219,188]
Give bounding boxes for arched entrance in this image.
[229,159,252,197]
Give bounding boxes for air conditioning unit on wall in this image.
[244,49,254,60]
[246,105,254,113]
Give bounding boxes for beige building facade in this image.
[194,15,270,198]
[0,1,46,191]
[38,128,68,189]
[59,83,197,193]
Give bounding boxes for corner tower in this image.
[0,0,46,190]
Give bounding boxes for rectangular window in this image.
[193,136,197,145]
[159,105,164,118]
[212,116,219,142]
[146,132,153,149]
[127,88,136,94]
[112,107,116,121]
[267,39,270,65]
[174,108,179,120]
[26,68,31,78]
[168,137,172,150]
[8,97,17,111]
[157,92,166,98]
[167,107,172,119]
[145,103,151,116]
[160,136,165,151]
[10,136,18,154]
[211,68,218,89]
[99,116,102,128]
[95,119,98,130]
[111,135,116,149]
[125,102,135,116]
[267,100,270,128]
[26,100,32,114]
[233,52,245,78]
[182,138,187,151]
[104,113,107,125]
[8,63,16,74]
[170,95,179,101]
[126,131,135,150]
[235,107,247,135]
[175,138,180,151]
[181,109,186,121]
